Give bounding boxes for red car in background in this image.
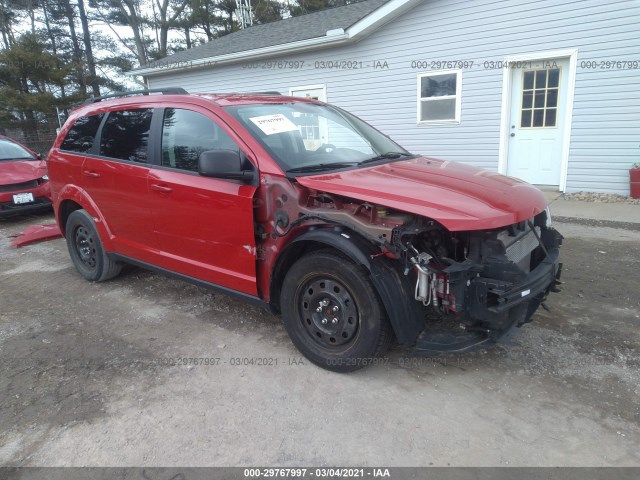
[0,136,51,217]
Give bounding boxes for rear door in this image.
[81,108,157,256]
[148,106,258,295]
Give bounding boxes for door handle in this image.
[150,183,173,193]
[83,170,101,178]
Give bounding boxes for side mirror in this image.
[198,149,255,183]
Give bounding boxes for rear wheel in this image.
[66,210,121,282]
[280,250,392,372]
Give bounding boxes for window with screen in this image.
[418,70,462,123]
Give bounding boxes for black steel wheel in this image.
[74,224,97,270]
[280,249,392,372]
[300,277,359,347]
[66,209,122,282]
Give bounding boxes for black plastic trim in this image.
[0,198,52,217]
[485,247,561,314]
[83,88,188,104]
[108,253,272,312]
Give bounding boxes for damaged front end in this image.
[286,192,563,354]
[403,209,563,353]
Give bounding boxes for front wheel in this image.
[66,209,122,282]
[280,250,392,372]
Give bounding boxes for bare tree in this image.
[77,0,100,96]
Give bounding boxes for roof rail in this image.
[83,87,188,104]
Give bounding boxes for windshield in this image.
[0,139,36,161]
[225,102,411,174]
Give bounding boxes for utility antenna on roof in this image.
[235,0,253,29]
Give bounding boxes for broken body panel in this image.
[255,163,562,353]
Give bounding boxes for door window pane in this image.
[161,108,239,172]
[548,69,560,88]
[520,67,560,128]
[532,109,545,127]
[523,71,534,90]
[100,109,152,162]
[61,114,104,153]
[545,109,557,127]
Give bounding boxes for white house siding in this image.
[147,0,640,194]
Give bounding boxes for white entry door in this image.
[288,84,327,151]
[506,58,569,186]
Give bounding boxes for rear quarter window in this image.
[60,114,104,153]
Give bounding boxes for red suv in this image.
[0,136,51,217]
[47,89,562,371]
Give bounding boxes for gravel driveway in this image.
[1,212,638,466]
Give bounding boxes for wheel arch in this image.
[55,185,114,250]
[58,199,83,237]
[271,226,425,345]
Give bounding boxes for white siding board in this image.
[149,0,640,195]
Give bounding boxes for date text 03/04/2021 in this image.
[243,468,391,478]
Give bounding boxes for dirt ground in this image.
[0,212,638,467]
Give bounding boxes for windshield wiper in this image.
[286,162,358,174]
[358,152,414,166]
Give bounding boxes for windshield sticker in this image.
[249,114,299,135]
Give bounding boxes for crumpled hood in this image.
[0,160,47,185]
[296,157,548,231]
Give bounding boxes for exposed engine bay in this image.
[272,190,563,351]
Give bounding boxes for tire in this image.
[65,209,122,282]
[280,250,393,372]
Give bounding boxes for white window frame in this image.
[416,69,462,125]
[288,84,327,102]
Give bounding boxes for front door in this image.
[148,106,258,295]
[506,58,569,186]
[288,85,328,151]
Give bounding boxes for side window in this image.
[99,109,153,162]
[161,108,239,172]
[60,114,104,153]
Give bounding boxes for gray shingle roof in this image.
[134,0,389,71]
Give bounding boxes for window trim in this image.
[416,69,462,125]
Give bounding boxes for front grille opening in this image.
[0,179,39,192]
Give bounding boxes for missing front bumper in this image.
[411,227,563,355]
